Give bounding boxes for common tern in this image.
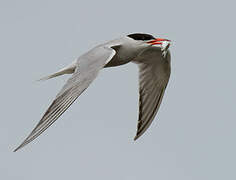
[14,33,171,152]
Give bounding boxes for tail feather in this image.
[37,60,76,81]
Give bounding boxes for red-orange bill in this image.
[147,38,171,45]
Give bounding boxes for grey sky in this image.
[0,0,235,179]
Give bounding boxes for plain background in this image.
[0,0,235,179]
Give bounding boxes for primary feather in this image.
[14,46,116,152]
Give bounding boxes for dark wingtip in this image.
[13,146,20,152]
[13,143,24,152]
[13,140,28,152]
[133,134,140,141]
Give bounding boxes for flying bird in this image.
[14,33,171,152]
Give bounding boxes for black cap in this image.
[127,33,155,41]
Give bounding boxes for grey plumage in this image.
[14,46,116,152]
[133,48,171,140]
[14,34,171,151]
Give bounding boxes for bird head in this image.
[127,33,171,52]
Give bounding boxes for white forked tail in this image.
[37,60,77,81]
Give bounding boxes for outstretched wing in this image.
[134,48,171,140]
[14,46,116,152]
